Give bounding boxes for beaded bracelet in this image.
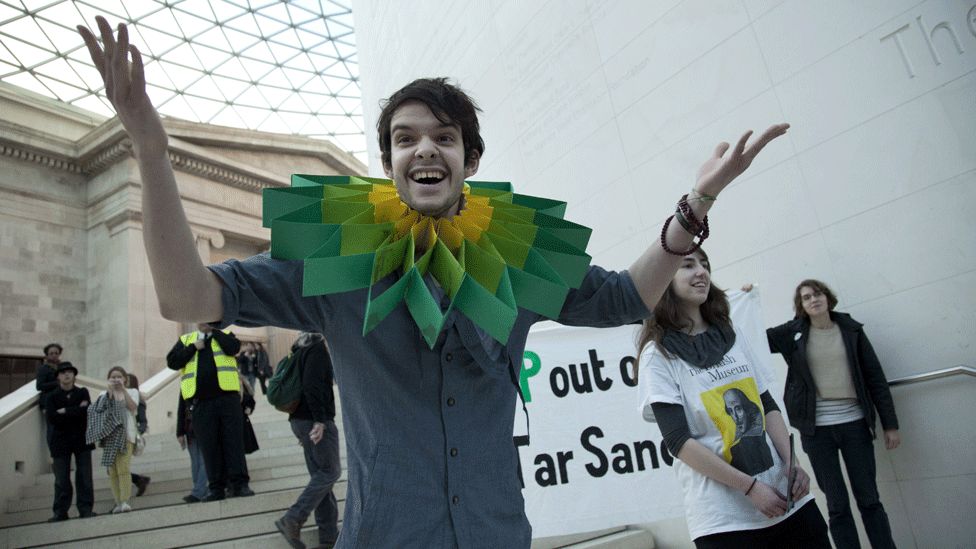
[660,195,710,255]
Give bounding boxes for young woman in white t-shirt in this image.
[636,249,830,548]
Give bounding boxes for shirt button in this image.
[447,397,456,407]
[450,448,458,457]
[445,352,453,362]
[452,495,459,505]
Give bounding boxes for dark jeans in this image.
[193,392,250,493]
[694,500,829,549]
[801,419,896,549]
[52,449,94,517]
[285,418,340,545]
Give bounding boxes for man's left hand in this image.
[310,422,325,444]
[884,429,901,450]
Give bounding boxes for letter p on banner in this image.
[521,350,542,402]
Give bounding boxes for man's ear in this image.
[464,150,480,178]
[383,160,394,179]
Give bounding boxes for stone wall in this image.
[0,82,365,389]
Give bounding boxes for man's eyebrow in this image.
[390,122,459,133]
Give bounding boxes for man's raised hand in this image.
[694,123,790,198]
[77,16,167,154]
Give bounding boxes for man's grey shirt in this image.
[210,253,648,548]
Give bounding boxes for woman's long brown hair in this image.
[634,249,732,379]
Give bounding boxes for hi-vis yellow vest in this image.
[179,330,239,399]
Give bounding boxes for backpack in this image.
[266,348,304,414]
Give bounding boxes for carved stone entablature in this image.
[0,142,82,173]
[80,139,133,177]
[169,151,281,192]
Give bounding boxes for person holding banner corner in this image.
[78,15,789,548]
[637,249,829,549]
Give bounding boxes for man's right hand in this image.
[177,435,186,450]
[77,17,167,156]
[193,339,205,350]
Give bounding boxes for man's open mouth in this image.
[410,169,446,185]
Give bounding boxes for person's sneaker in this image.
[135,475,151,496]
[46,514,69,522]
[182,494,202,503]
[119,502,132,513]
[111,504,123,514]
[230,486,255,497]
[79,511,97,518]
[202,491,225,502]
[274,516,306,549]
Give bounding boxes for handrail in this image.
[888,365,974,387]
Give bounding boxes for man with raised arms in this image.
[78,16,788,548]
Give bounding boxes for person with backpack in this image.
[275,332,340,549]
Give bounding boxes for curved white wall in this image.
[354,1,976,547]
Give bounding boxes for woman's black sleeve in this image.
[650,402,692,455]
[760,390,780,414]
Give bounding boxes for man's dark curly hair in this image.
[377,77,485,169]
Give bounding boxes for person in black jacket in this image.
[167,324,253,501]
[45,362,95,521]
[765,279,900,549]
[275,332,340,549]
[36,343,63,412]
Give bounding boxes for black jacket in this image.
[45,385,95,456]
[35,362,60,409]
[767,312,899,437]
[289,341,336,424]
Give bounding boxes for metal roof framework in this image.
[0,0,365,161]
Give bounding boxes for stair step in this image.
[9,462,349,515]
[2,471,348,528]
[2,483,349,548]
[22,452,322,499]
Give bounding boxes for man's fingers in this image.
[95,16,115,59]
[113,23,131,99]
[77,26,106,81]
[130,44,146,93]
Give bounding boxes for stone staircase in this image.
[0,396,654,548]
[0,400,338,548]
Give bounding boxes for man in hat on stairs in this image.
[45,362,96,521]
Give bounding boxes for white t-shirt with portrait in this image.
[638,327,813,540]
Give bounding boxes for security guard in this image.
[167,323,253,500]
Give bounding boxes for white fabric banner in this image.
[518,289,773,538]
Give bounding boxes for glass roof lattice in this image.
[0,0,366,163]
